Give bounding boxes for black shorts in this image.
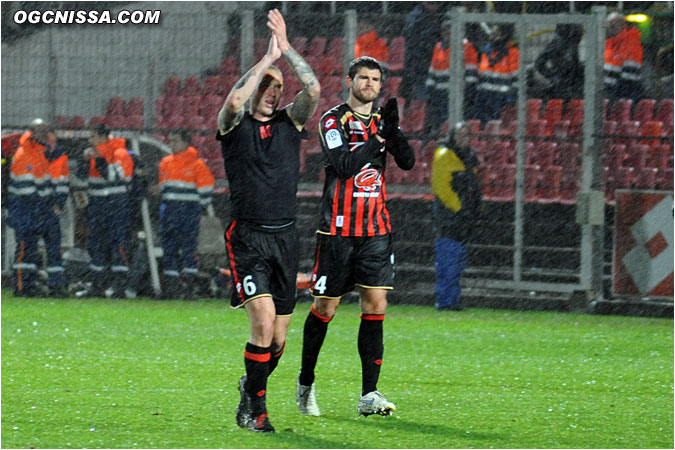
[310,233,394,299]
[225,221,299,315]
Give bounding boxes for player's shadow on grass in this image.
[327,415,506,442]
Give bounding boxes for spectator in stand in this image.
[425,18,479,135]
[431,122,482,311]
[158,130,215,300]
[604,12,643,102]
[528,24,584,102]
[400,1,443,101]
[76,124,134,298]
[354,19,389,68]
[474,24,519,122]
[8,119,68,297]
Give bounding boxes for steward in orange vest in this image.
[605,13,643,101]
[8,119,68,296]
[475,24,519,122]
[76,124,134,297]
[158,129,215,299]
[425,22,479,133]
[355,28,389,66]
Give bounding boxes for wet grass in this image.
[2,291,673,449]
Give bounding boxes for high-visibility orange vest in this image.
[477,43,519,95]
[426,40,479,90]
[159,146,215,207]
[87,137,134,199]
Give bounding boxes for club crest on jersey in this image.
[323,117,337,130]
[354,167,381,192]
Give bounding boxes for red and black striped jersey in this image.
[316,103,393,237]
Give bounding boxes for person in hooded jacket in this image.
[158,129,215,299]
[431,122,482,310]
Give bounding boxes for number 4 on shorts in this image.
[314,275,327,295]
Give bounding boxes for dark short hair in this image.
[169,128,192,144]
[92,123,110,138]
[348,56,384,80]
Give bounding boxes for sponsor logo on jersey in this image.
[349,120,363,131]
[323,117,337,130]
[354,167,382,192]
[336,215,344,227]
[325,129,343,149]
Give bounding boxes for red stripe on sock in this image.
[244,350,271,362]
[360,313,385,321]
[273,342,286,358]
[311,305,333,323]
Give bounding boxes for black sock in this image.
[268,341,286,376]
[299,305,332,386]
[244,342,270,414]
[358,313,384,395]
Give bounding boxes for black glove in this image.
[377,98,399,140]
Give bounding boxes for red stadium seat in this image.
[162,76,181,97]
[615,121,640,148]
[125,97,144,116]
[533,141,558,167]
[543,99,563,129]
[558,142,581,173]
[647,144,671,170]
[467,120,481,135]
[609,99,633,123]
[308,36,327,56]
[490,165,516,201]
[552,120,571,138]
[182,77,202,96]
[655,99,674,129]
[291,36,308,55]
[381,76,402,99]
[127,115,144,129]
[326,37,345,63]
[560,171,580,203]
[253,38,267,60]
[219,56,240,76]
[88,116,106,127]
[525,120,547,136]
[525,165,541,202]
[387,37,405,71]
[401,100,426,134]
[604,143,626,173]
[106,97,125,116]
[499,103,516,127]
[640,120,665,148]
[540,166,562,202]
[634,99,656,123]
[203,76,227,95]
[526,98,542,124]
[635,167,658,189]
[563,99,584,127]
[656,168,674,190]
[625,143,649,170]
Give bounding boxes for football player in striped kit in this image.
[296,56,415,418]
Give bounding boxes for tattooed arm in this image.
[217,35,281,134]
[267,8,320,131]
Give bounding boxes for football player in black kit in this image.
[296,56,415,418]
[216,9,320,433]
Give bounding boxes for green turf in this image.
[2,291,673,449]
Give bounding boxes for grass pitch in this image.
[1,291,673,449]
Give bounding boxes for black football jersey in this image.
[217,109,307,226]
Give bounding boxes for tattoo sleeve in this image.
[284,47,320,126]
[217,63,268,133]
